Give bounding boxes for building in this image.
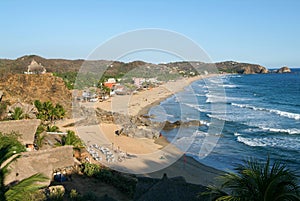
[114,84,127,95]
[132,77,146,88]
[24,59,46,74]
[0,119,41,151]
[8,101,38,119]
[82,90,97,102]
[104,78,117,89]
[3,146,75,186]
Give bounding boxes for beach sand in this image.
[57,74,224,186]
[94,74,217,116]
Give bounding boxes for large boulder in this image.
[276,66,291,73]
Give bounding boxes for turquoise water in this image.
[149,69,300,171]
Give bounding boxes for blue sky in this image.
[0,0,299,67]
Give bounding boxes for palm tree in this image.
[35,125,46,149]
[205,157,300,201]
[54,104,65,120]
[11,107,24,120]
[60,130,84,148]
[0,132,48,201]
[46,125,60,132]
[43,101,54,122]
[34,100,66,123]
[34,100,44,120]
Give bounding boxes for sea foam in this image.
[231,103,300,120]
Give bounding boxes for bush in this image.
[48,188,64,201]
[81,163,100,177]
[69,189,80,201]
[80,163,137,198]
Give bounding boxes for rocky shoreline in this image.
[71,106,204,139]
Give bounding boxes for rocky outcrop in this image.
[73,107,205,139]
[276,66,291,73]
[162,120,201,130]
[216,61,269,74]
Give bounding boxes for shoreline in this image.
[94,74,219,117]
[138,73,220,116]
[59,74,224,186]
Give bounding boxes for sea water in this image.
[149,69,300,172]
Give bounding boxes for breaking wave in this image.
[260,127,300,135]
[237,136,300,150]
[231,103,300,120]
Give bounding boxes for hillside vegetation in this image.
[0,55,268,76]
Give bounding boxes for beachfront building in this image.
[82,90,98,102]
[133,77,158,88]
[24,59,47,74]
[0,119,41,151]
[133,77,146,88]
[114,84,127,95]
[104,78,117,89]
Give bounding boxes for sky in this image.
[0,0,299,68]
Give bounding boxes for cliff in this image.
[216,61,268,74]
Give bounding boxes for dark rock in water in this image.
[276,66,291,73]
[162,120,201,130]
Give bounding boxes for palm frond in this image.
[5,173,48,201]
[206,157,300,201]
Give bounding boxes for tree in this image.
[35,125,46,149]
[11,107,24,120]
[54,104,65,120]
[205,157,300,201]
[46,125,60,132]
[59,130,84,148]
[0,132,48,201]
[34,100,66,123]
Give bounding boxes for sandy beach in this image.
[57,74,223,186]
[94,74,218,117]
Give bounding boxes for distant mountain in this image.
[0,55,269,75]
[0,55,84,74]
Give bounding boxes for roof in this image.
[106,78,116,83]
[4,146,74,186]
[8,101,38,119]
[0,119,41,145]
[27,59,46,72]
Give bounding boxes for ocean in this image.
[149,69,300,172]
